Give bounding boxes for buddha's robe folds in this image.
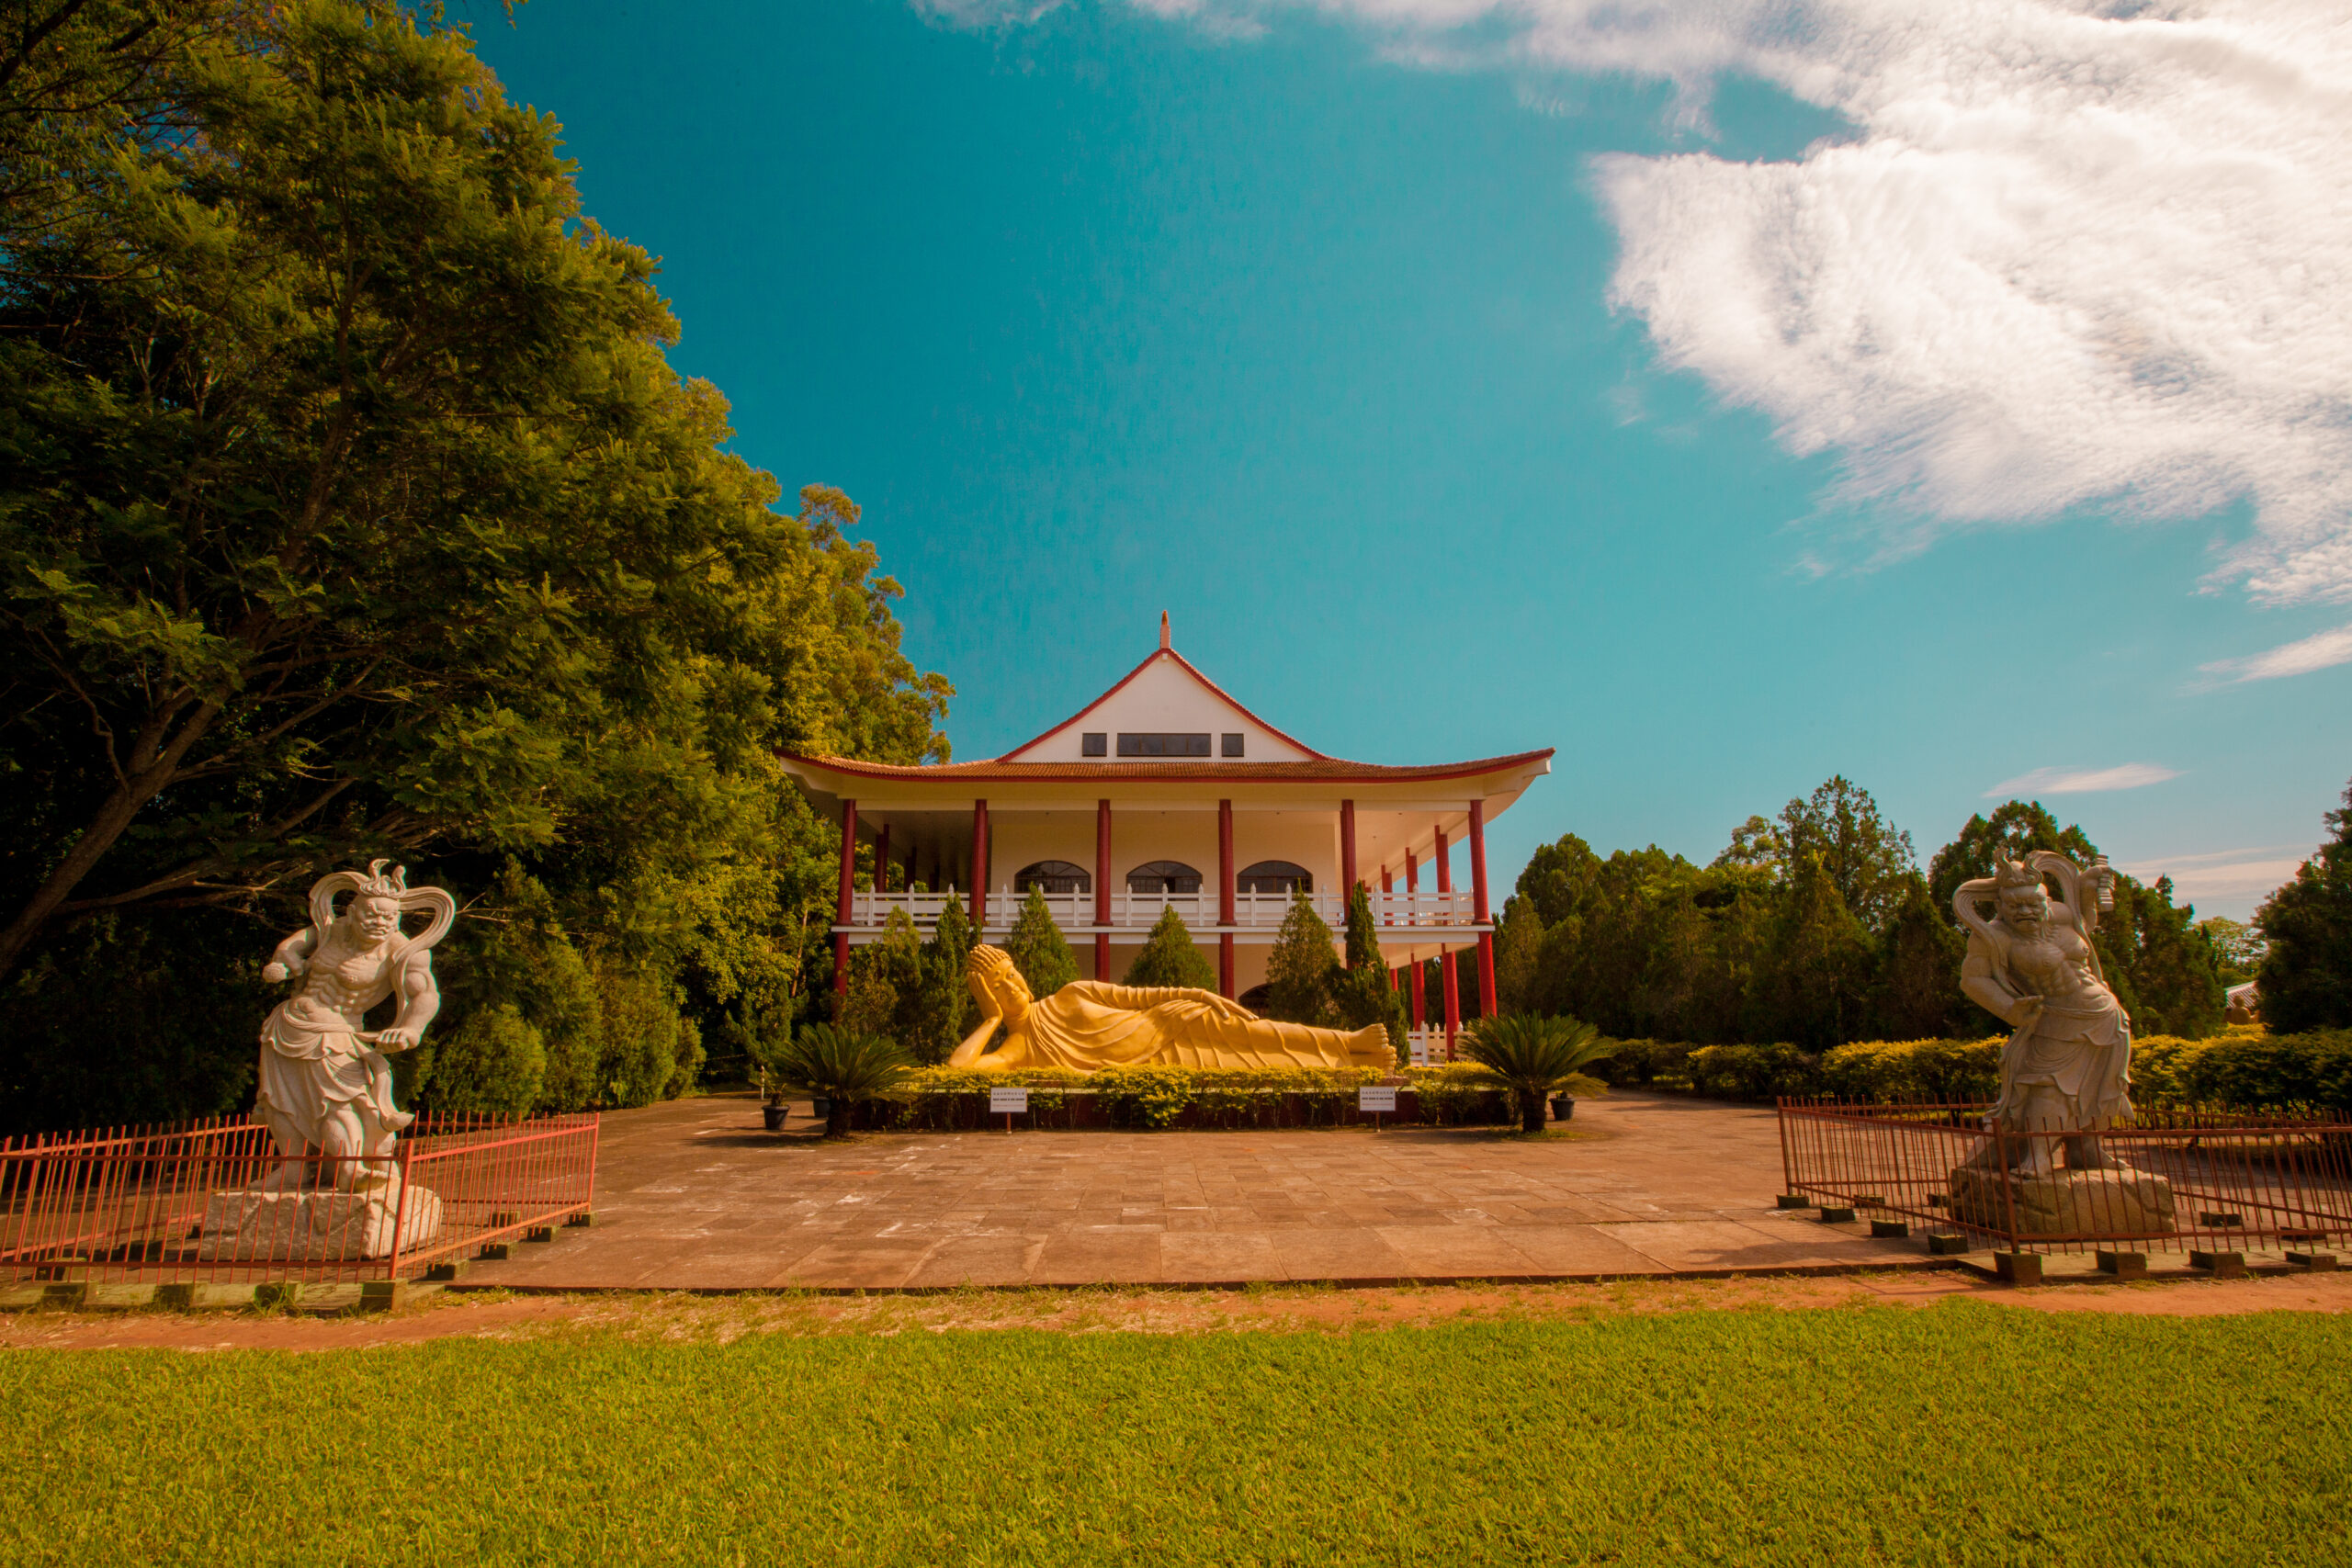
[999,983,1392,1072]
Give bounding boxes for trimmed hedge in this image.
[840,1064,1605,1132]
[1659,1026,2352,1112]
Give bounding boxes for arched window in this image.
[1014,860,1091,895]
[1125,861,1203,895]
[1236,861,1312,896]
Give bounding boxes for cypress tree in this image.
[2120,876,2225,1038]
[1749,851,1875,1048]
[914,898,982,1065]
[1872,873,1966,1038]
[1004,889,1080,1000]
[2256,777,2352,1031]
[1265,887,1340,1026]
[1124,906,1217,989]
[1332,882,1407,1063]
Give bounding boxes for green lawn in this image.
[5,1301,2346,1565]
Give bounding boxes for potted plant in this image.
[1461,1013,1614,1134]
[770,1024,911,1137]
[757,1068,790,1132]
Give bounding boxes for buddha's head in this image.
[967,945,1035,1027]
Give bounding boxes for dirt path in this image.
[6,1269,2350,1352]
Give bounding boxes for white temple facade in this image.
[777,617,1552,1046]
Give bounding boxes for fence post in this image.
[386,1134,415,1284]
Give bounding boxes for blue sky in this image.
[468,0,2348,919]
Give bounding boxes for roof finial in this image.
[1159,610,1170,650]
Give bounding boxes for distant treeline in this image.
[1487,780,2249,1048]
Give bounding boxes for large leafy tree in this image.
[0,3,947,982]
[1775,776,1916,935]
[2255,778,2352,1032]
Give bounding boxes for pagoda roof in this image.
[773,750,1555,786]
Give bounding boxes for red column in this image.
[1340,799,1357,900]
[1406,849,1419,926]
[1409,958,1426,1032]
[832,798,857,995]
[1435,824,1458,1056]
[1470,798,1497,1022]
[1218,798,1236,998]
[1095,798,1113,982]
[1441,945,1461,1059]
[875,823,890,896]
[969,799,989,928]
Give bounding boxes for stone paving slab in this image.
[452,1089,1951,1292]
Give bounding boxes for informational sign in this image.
[989,1087,1031,1115]
[1357,1086,1397,1114]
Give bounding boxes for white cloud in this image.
[1984,762,2180,798]
[2117,844,2311,909]
[939,1,2352,605]
[2198,621,2352,684]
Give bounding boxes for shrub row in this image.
[1645,1027,2352,1111]
[843,1064,1585,1132]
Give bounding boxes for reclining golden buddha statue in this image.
[949,945,1395,1073]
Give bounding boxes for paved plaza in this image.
[465,1090,1934,1292]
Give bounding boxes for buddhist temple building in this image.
[777,617,1553,1056]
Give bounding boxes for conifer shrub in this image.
[1124,907,1217,989]
[1265,887,1339,1026]
[1330,882,1408,1064]
[418,1002,547,1117]
[1005,889,1080,999]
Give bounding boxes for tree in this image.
[909,898,980,1066]
[1263,886,1339,1025]
[1748,851,1875,1049]
[1712,815,1786,874]
[2195,918,2267,987]
[1872,873,1966,1039]
[837,908,926,1049]
[2255,778,2352,1032]
[1778,776,1916,934]
[1003,889,1078,1001]
[1330,882,1407,1063]
[1927,802,2099,925]
[0,2,947,979]
[1124,906,1216,990]
[2114,876,2224,1039]
[1491,897,1547,1016]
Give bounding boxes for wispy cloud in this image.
[2117,845,2312,908]
[1984,763,2180,799]
[2198,622,2352,685]
[944,2,2352,607]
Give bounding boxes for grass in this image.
[5,1300,2348,1565]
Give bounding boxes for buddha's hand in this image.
[373,1025,420,1052]
[2009,994,2044,1030]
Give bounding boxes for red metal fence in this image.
[1778,1100,2352,1254]
[1,1112,599,1285]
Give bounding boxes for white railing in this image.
[1405,1027,1455,1066]
[844,886,1482,931]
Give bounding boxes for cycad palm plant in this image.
[1461,1013,1613,1134]
[772,1024,912,1136]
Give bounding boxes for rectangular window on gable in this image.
[1116,733,1211,758]
[1221,733,1244,757]
[1081,732,1106,757]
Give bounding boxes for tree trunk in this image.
[1522,1094,1547,1135]
[827,1100,852,1138]
[0,696,223,979]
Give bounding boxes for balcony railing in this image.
[843,886,1484,932]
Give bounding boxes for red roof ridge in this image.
[775,747,1556,785]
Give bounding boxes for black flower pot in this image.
[810,1096,833,1123]
[1550,1096,1576,1122]
[763,1103,789,1133]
